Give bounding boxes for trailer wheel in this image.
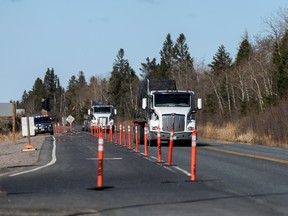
[137,123,144,144]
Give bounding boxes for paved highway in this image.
[0,131,288,215]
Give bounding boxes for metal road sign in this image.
[66,115,75,124]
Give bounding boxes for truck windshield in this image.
[93,107,111,113]
[154,94,190,107]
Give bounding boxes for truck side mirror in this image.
[197,98,202,110]
[142,98,147,109]
[114,109,117,115]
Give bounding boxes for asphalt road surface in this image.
[0,131,288,216]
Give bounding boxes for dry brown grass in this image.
[199,122,237,141]
[0,132,22,141]
[198,99,288,148]
[236,130,255,144]
[198,121,288,147]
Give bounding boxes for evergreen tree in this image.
[66,75,79,118]
[21,90,29,105]
[108,48,139,118]
[209,45,232,75]
[109,67,122,111]
[108,48,128,116]
[43,68,62,112]
[273,30,288,98]
[76,71,90,122]
[172,33,196,89]
[235,32,253,66]
[234,33,253,115]
[173,33,192,62]
[77,71,88,109]
[78,71,87,86]
[140,57,158,79]
[208,45,233,117]
[158,33,174,79]
[19,89,34,114]
[31,78,46,112]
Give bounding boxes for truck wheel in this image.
[149,140,157,146]
[138,123,145,144]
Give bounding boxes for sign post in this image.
[66,115,75,134]
[22,116,36,151]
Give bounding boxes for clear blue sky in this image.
[1,0,287,102]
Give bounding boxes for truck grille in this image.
[162,114,185,132]
[97,117,108,125]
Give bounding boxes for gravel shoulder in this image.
[0,135,48,176]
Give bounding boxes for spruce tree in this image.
[66,75,78,115]
[209,45,232,75]
[172,33,196,89]
[158,33,174,79]
[43,68,62,112]
[235,32,253,66]
[108,48,139,118]
[208,45,232,117]
[273,30,288,98]
[234,33,253,115]
[173,33,192,63]
[32,78,46,112]
[140,57,157,79]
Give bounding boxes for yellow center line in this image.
[203,146,288,164]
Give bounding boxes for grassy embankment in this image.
[198,99,288,148]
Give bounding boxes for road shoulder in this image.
[0,135,49,176]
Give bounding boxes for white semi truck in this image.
[90,101,116,130]
[135,79,202,145]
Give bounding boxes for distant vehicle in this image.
[90,100,116,131]
[34,115,54,135]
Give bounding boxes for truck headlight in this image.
[187,126,193,131]
[152,126,158,130]
[150,120,159,131]
[187,120,196,131]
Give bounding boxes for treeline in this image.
[18,8,288,145]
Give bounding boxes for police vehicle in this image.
[34,115,54,135]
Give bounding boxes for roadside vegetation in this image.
[0,130,22,142]
[198,98,288,147]
[2,8,288,147]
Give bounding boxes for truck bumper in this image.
[149,131,191,141]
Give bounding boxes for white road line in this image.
[10,136,57,177]
[173,166,191,176]
[147,156,178,173]
[143,156,155,163]
[86,158,123,160]
[150,156,158,160]
[162,165,177,173]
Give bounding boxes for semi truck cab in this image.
[142,90,202,145]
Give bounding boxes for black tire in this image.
[149,139,157,146]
